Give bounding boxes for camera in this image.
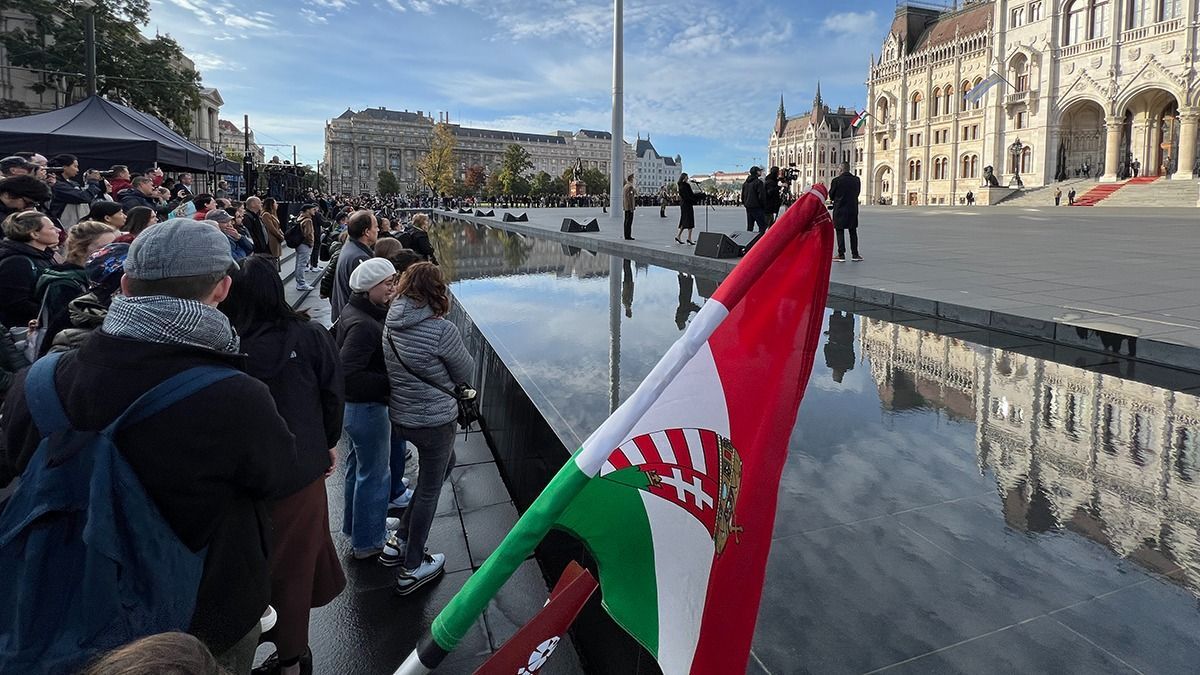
[780,164,799,184]
[455,383,477,401]
[44,166,66,174]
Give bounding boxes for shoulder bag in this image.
[385,333,481,433]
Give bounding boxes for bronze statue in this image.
[982,165,1000,187]
[571,159,584,182]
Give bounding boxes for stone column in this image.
[1175,109,1199,180]
[1149,117,1163,176]
[1101,116,1122,182]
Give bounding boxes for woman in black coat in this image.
[675,173,700,245]
[219,256,346,675]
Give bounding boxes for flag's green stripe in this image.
[430,456,593,650]
[556,475,659,655]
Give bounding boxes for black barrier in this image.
[560,218,600,233]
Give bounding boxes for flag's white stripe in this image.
[641,492,714,675]
[682,428,706,474]
[574,301,731,477]
[650,431,675,466]
[621,441,645,467]
[600,460,617,475]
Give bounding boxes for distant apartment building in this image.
[324,106,637,194]
[634,135,682,195]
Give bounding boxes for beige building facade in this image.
[864,0,1200,206]
[324,107,636,195]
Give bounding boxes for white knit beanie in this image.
[349,257,396,292]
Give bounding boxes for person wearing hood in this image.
[332,258,398,560]
[48,242,127,354]
[380,262,474,594]
[0,210,60,328]
[206,208,254,261]
[0,174,52,223]
[219,257,346,675]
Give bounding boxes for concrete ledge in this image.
[435,209,1200,374]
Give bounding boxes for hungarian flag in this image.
[395,184,834,675]
[850,111,866,130]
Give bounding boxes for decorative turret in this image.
[774,95,787,136]
[810,82,826,128]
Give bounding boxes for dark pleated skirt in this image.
[678,205,696,230]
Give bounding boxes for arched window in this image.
[932,157,947,180]
[961,154,979,178]
[877,97,890,123]
[1020,146,1032,173]
[960,80,972,111]
[908,159,922,181]
[932,87,942,117]
[1093,0,1110,37]
[1160,0,1181,19]
[972,78,983,109]
[1065,0,1088,44]
[943,86,953,116]
[911,92,923,121]
[1011,55,1029,92]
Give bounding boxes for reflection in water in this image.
[674,273,701,331]
[823,310,856,383]
[862,318,1200,594]
[622,260,634,319]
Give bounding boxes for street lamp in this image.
[1009,137,1025,188]
[78,0,98,97]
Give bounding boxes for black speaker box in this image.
[503,212,529,222]
[275,201,294,225]
[560,218,600,233]
[474,209,495,217]
[694,231,763,259]
[457,208,472,214]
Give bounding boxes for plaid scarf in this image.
[102,295,240,354]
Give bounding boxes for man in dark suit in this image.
[828,162,862,262]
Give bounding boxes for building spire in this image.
[810,81,826,128]
[774,94,787,136]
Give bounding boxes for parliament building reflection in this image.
[861,317,1200,594]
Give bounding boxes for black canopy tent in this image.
[0,95,239,174]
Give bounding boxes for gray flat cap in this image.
[125,218,234,280]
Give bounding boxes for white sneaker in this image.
[259,605,277,633]
[389,487,414,510]
[394,552,445,595]
[378,533,407,567]
[386,516,402,531]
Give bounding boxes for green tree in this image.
[530,171,553,197]
[549,176,568,196]
[0,0,201,132]
[484,172,502,199]
[416,122,457,195]
[377,169,401,196]
[581,167,608,195]
[497,144,533,196]
[300,164,326,191]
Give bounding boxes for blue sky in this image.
[145,0,915,173]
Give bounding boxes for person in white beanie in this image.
[332,257,399,559]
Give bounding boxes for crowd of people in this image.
[0,152,472,675]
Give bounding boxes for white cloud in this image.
[189,51,244,72]
[300,8,329,23]
[821,11,880,36]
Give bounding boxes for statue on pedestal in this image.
[982,165,1000,187]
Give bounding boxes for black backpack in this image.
[283,217,305,249]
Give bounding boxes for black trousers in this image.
[623,210,634,239]
[745,208,766,232]
[835,228,859,257]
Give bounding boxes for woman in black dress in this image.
[675,173,700,245]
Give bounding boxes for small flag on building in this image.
[473,562,597,675]
[964,71,1008,104]
[394,185,835,675]
[850,111,867,129]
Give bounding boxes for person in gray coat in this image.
[330,210,378,322]
[380,262,474,594]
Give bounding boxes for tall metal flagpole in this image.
[608,0,624,220]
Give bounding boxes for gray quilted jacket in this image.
[383,296,474,429]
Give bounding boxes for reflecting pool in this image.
[431,219,1200,674]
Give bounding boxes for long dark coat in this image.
[677,181,700,230]
[828,171,861,230]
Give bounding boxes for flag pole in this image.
[392,187,831,674]
[608,0,624,221]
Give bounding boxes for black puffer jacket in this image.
[240,319,344,496]
[741,176,766,210]
[334,293,389,404]
[0,239,56,327]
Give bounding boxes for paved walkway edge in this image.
[435,209,1200,374]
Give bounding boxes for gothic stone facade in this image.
[864,0,1200,206]
[324,107,636,195]
[768,86,868,190]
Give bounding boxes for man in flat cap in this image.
[1,218,296,673]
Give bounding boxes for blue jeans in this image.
[341,402,391,553]
[390,424,409,501]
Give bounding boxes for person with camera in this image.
[47,154,103,229]
[380,262,474,594]
[764,167,783,226]
[118,176,181,220]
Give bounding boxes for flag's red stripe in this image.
[665,428,691,469]
[690,185,833,675]
[606,450,631,471]
[632,433,662,466]
[699,429,719,478]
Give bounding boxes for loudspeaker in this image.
[474,209,495,217]
[503,212,529,222]
[560,218,600,233]
[694,231,763,259]
[276,201,294,225]
[457,208,472,214]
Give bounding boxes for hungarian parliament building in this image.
[769,0,1199,205]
